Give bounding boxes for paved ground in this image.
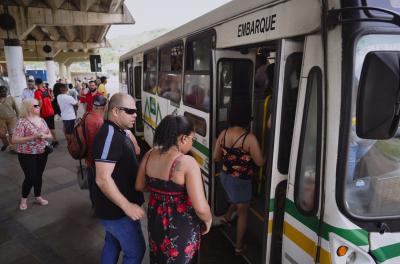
[0,119,247,264]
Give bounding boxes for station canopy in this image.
[0,0,134,62]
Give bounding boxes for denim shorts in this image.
[220,171,252,204]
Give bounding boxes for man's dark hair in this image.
[59,83,68,92]
[100,76,107,83]
[68,83,73,89]
[0,85,8,93]
[35,78,43,85]
[154,115,194,153]
[89,80,96,85]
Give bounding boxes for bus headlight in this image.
[329,233,375,264]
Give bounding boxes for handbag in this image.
[44,143,54,154]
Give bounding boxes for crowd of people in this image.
[1,73,267,263]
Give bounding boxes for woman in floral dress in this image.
[136,115,212,263]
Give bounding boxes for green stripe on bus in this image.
[193,141,209,157]
[269,199,275,212]
[285,199,369,246]
[371,243,400,262]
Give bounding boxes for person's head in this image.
[153,115,195,154]
[82,82,88,89]
[27,78,35,89]
[107,93,136,129]
[35,78,43,88]
[88,81,97,92]
[229,106,251,129]
[96,78,101,85]
[0,86,7,98]
[93,94,107,113]
[60,83,68,94]
[68,83,73,89]
[100,76,107,84]
[20,98,40,118]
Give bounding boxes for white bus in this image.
[120,0,400,263]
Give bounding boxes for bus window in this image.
[217,59,253,131]
[344,34,400,218]
[186,35,213,72]
[144,51,157,94]
[184,112,207,137]
[278,52,303,174]
[158,43,183,103]
[183,75,210,112]
[134,66,142,99]
[294,67,322,214]
[135,101,144,133]
[128,60,134,97]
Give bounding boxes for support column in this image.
[66,65,71,83]
[4,39,26,102]
[45,57,56,89]
[59,63,67,80]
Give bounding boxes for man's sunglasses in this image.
[117,107,137,115]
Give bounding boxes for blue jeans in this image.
[100,216,145,264]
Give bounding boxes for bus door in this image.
[279,34,325,264]
[261,39,305,264]
[211,49,257,261]
[132,62,144,136]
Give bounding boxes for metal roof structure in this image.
[0,0,134,63]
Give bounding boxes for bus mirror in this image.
[356,51,400,139]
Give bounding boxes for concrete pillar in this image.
[66,65,71,83]
[4,39,25,102]
[59,63,67,80]
[45,57,56,89]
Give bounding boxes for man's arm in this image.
[95,161,144,220]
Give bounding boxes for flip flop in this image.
[220,215,231,226]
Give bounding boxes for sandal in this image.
[34,197,49,206]
[234,244,246,255]
[19,199,28,210]
[220,215,231,226]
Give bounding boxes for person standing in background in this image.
[80,81,101,112]
[0,86,19,152]
[84,95,107,207]
[34,78,59,147]
[98,76,108,99]
[57,84,77,144]
[22,78,36,101]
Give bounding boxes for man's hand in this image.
[123,203,144,221]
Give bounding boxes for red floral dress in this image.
[146,155,201,264]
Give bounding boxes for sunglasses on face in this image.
[33,104,40,108]
[117,107,137,115]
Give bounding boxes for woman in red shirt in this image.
[12,99,53,210]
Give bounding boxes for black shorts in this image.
[43,116,55,130]
[63,119,75,134]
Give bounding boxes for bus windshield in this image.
[344,35,400,218]
[345,34,400,218]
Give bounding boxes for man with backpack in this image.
[34,78,58,147]
[85,95,107,206]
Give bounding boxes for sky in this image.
[106,0,232,38]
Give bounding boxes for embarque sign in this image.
[215,0,321,48]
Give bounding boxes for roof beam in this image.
[44,0,65,9]
[79,0,97,12]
